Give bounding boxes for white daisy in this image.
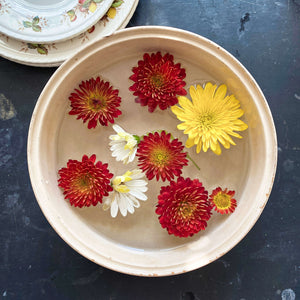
[109,124,139,164]
[103,169,148,217]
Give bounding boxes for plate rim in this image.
[0,0,115,43]
[27,26,277,276]
[0,0,139,67]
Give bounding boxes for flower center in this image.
[214,192,231,209]
[198,113,214,129]
[114,183,130,193]
[76,174,93,191]
[123,134,138,151]
[178,201,196,219]
[150,74,164,88]
[112,171,132,193]
[88,96,106,111]
[152,149,170,166]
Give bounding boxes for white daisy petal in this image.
[119,150,131,161]
[112,148,130,162]
[127,205,134,214]
[124,194,135,214]
[111,197,119,218]
[112,124,125,133]
[102,198,112,211]
[110,143,124,150]
[128,195,141,208]
[135,186,148,193]
[118,196,128,217]
[130,170,145,180]
[126,179,148,187]
[129,189,148,201]
[109,135,124,142]
[128,147,137,163]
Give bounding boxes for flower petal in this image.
[111,196,119,218]
[117,195,128,217]
[129,189,148,201]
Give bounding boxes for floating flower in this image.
[136,131,188,181]
[171,83,248,155]
[129,52,187,112]
[156,177,212,237]
[209,187,237,214]
[109,124,139,164]
[103,169,148,217]
[58,154,113,208]
[69,76,122,129]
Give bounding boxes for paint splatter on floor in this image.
[239,12,250,32]
[281,289,296,300]
[0,93,17,120]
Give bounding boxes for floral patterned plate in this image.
[0,0,114,43]
[0,0,138,66]
[27,26,277,276]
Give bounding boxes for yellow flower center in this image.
[76,174,92,191]
[152,149,170,166]
[112,171,132,193]
[198,113,214,129]
[117,132,137,151]
[213,192,232,209]
[178,201,196,219]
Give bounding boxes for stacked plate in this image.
[0,0,139,66]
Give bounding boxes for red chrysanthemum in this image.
[129,52,187,112]
[209,187,237,214]
[136,131,188,181]
[156,177,212,237]
[69,76,122,129]
[58,154,113,207]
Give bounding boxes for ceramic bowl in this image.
[27,26,277,276]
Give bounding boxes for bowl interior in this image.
[28,27,277,276]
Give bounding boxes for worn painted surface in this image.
[0,0,299,299]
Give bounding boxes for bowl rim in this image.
[27,25,277,277]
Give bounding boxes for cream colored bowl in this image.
[27,26,277,276]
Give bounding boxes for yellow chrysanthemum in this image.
[171,82,248,155]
